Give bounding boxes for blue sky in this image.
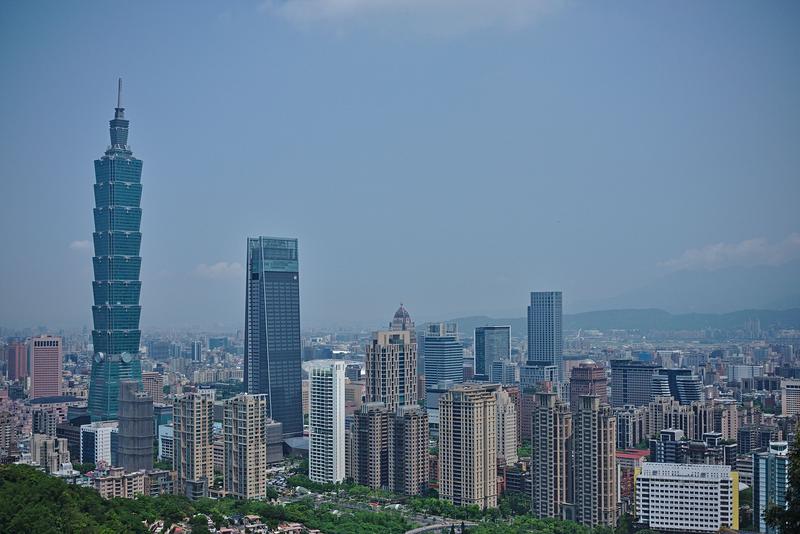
[1,1,798,330]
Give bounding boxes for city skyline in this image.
[1,1,799,330]
[1,2,799,533]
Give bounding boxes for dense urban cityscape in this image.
[2,2,799,534]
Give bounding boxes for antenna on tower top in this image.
[117,78,123,109]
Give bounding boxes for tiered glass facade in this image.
[88,86,144,421]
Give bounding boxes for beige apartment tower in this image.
[352,401,429,495]
[530,392,573,519]
[439,383,498,509]
[224,393,270,499]
[390,404,429,496]
[574,395,617,527]
[365,330,417,411]
[352,402,391,490]
[173,389,215,499]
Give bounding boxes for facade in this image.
[530,392,573,519]
[30,434,71,474]
[5,340,28,381]
[527,291,563,380]
[615,405,649,450]
[173,390,214,499]
[753,442,790,534]
[80,421,119,464]
[88,82,144,422]
[244,236,302,437]
[491,359,519,385]
[190,341,202,362]
[309,361,346,484]
[474,326,510,381]
[617,449,649,501]
[90,467,174,500]
[569,362,607,407]
[365,330,417,411]
[648,397,713,442]
[520,363,558,389]
[731,365,764,382]
[439,383,498,510]
[352,402,391,490]
[141,371,164,403]
[158,424,174,463]
[351,401,429,496]
[390,404,429,496]
[224,393,281,499]
[781,379,800,416]
[29,336,62,399]
[634,462,738,532]
[654,368,704,405]
[32,407,59,437]
[423,323,463,393]
[714,400,740,441]
[649,428,736,468]
[738,424,781,455]
[573,395,617,527]
[117,380,154,472]
[496,387,519,465]
[610,359,658,407]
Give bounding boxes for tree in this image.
[765,426,800,533]
[615,513,633,534]
[189,514,211,534]
[72,462,96,474]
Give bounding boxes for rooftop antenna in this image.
[117,77,122,109]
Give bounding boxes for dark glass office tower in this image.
[88,80,144,421]
[245,237,303,437]
[474,326,510,381]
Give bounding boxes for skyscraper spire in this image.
[115,77,125,119]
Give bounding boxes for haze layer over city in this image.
[0,2,799,534]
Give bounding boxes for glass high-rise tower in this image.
[526,291,563,381]
[88,80,144,421]
[245,236,303,437]
[474,326,510,381]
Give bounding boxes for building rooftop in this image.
[29,395,83,405]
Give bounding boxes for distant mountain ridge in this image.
[434,308,800,338]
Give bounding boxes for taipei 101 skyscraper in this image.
[88,79,144,421]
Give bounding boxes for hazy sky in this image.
[1,1,798,330]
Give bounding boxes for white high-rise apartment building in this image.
[634,462,739,532]
[309,361,346,484]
